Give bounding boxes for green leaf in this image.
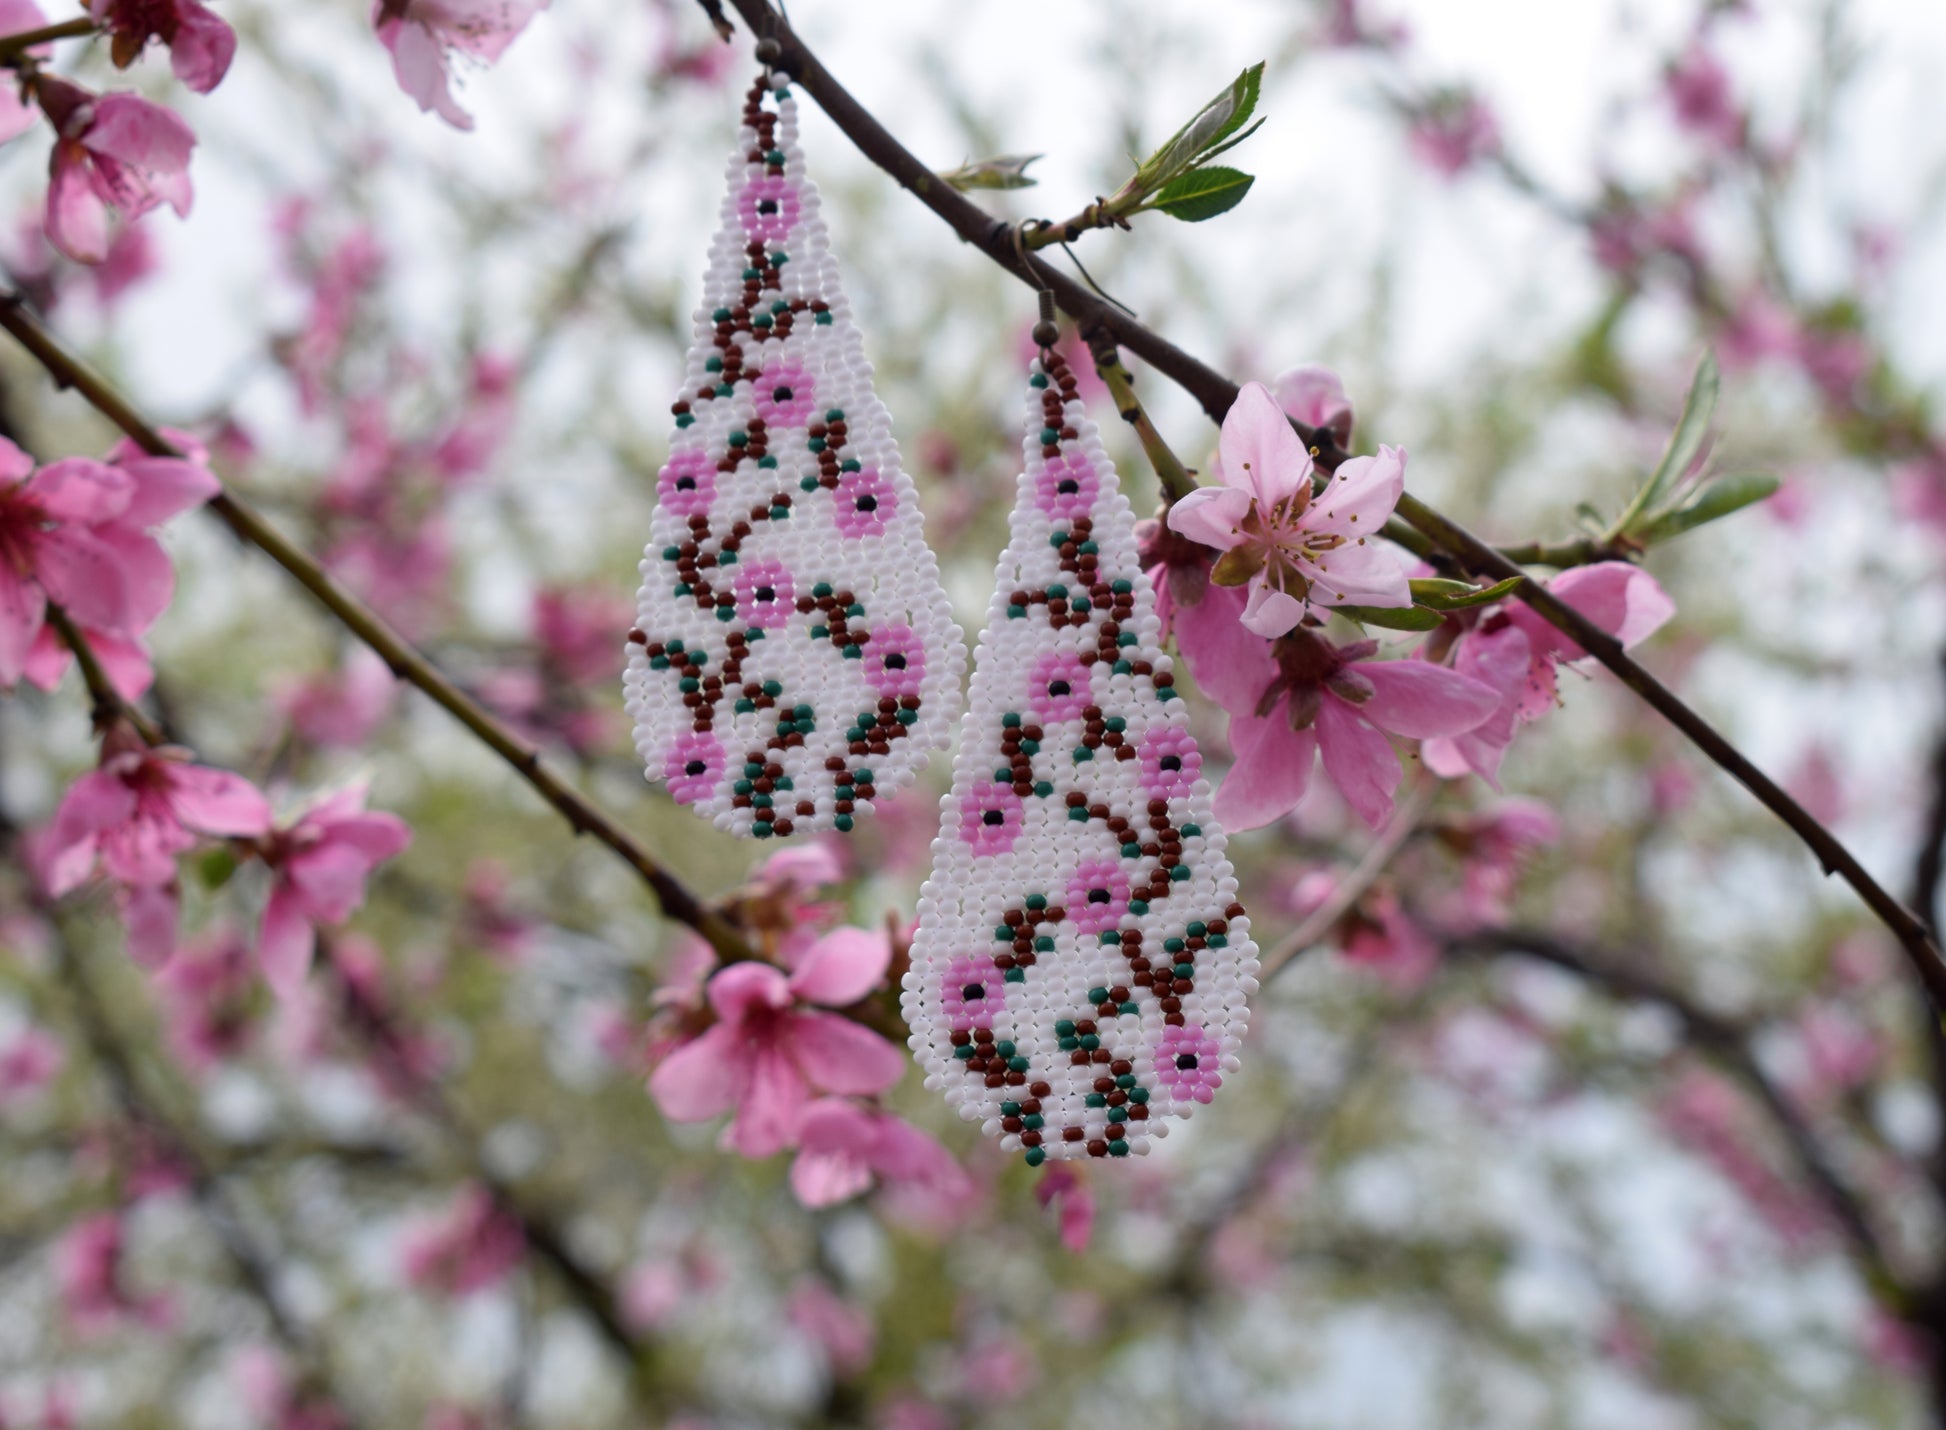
[1613,351,1719,537]
[1137,62,1266,189]
[1408,575,1524,611]
[1337,603,1445,632]
[195,845,239,889]
[938,153,1042,191]
[1636,471,1779,545]
[1149,166,1255,222]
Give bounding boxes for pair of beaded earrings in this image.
[624,69,1258,1164]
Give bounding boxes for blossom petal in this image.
[26,458,132,523]
[1164,485,1252,551]
[789,1148,873,1207]
[647,1024,746,1123]
[1307,445,1407,538]
[1239,580,1307,638]
[1213,710,1315,831]
[33,526,136,632]
[1516,561,1676,659]
[168,1,238,94]
[786,1011,905,1096]
[1173,581,1278,718]
[46,149,110,265]
[115,456,219,527]
[1271,364,1353,443]
[1316,694,1403,828]
[0,565,47,685]
[1218,381,1314,510]
[85,95,195,199]
[164,765,271,836]
[788,926,889,1008]
[704,960,792,1023]
[47,770,136,893]
[726,1044,808,1157]
[258,883,317,997]
[119,883,178,966]
[286,841,377,924]
[1358,659,1503,739]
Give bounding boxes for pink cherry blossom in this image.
[1167,381,1410,637]
[1423,562,1675,787]
[533,582,631,687]
[1138,517,1268,714]
[1341,890,1439,989]
[1446,798,1559,924]
[258,783,411,997]
[0,437,215,687]
[153,923,256,1070]
[1407,92,1499,177]
[1665,41,1743,152]
[277,644,399,748]
[373,0,550,131]
[787,1279,875,1375]
[89,0,238,94]
[1214,628,1501,831]
[429,351,518,482]
[649,928,905,1158]
[36,76,194,265]
[55,1210,172,1335]
[1270,364,1354,446]
[0,1024,62,1103]
[788,1097,968,1208]
[398,1183,525,1295]
[1034,1165,1095,1252]
[46,741,271,964]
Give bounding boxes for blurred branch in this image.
[44,605,164,745]
[0,292,758,969]
[324,946,657,1391]
[48,929,367,1426]
[1445,926,1903,1309]
[716,0,1946,1014]
[0,18,96,65]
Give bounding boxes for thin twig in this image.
[1085,336,1197,505]
[0,292,756,967]
[718,0,1946,1010]
[44,605,164,745]
[1258,779,1435,981]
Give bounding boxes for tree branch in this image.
[0,292,756,968]
[1445,925,1901,1305]
[718,0,1946,1011]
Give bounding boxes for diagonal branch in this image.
[1445,925,1901,1304]
[0,293,756,967]
[717,0,1946,1010]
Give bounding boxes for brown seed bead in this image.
[1226,903,1246,920]
[1015,951,1037,967]
[1004,1070,1026,1085]
[1161,997,1182,1014]
[1108,986,1129,1004]
[1134,972,1153,988]
[628,629,648,645]
[1093,1077,1115,1093]
[795,801,814,817]
[1002,1117,1024,1134]
[1031,1081,1052,1098]
[1166,1013,1186,1027]
[1087,1139,1109,1158]
[950,1031,971,1047]
[1064,1126,1085,1142]
[1066,792,1088,808]
[1021,1099,1042,1116]
[1020,1130,1042,1147]
[1106,1090,1127,1107]
[1130,1105,1150,1121]
[1110,1059,1132,1076]
[1091,1049,1111,1063]
[994,953,1016,970]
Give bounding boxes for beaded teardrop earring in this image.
[626,65,964,838]
[903,325,1259,1165]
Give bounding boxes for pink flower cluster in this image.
[647,848,967,1209]
[1155,368,1675,834]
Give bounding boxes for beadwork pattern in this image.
[625,73,964,837]
[903,349,1259,1163]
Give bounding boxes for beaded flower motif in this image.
[625,73,965,837]
[903,350,1260,1164]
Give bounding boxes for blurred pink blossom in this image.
[55,1210,172,1335]
[1033,1164,1095,1252]
[788,1098,967,1208]
[1406,93,1498,177]
[787,1279,875,1375]
[1665,41,1743,151]
[259,782,411,996]
[1341,889,1439,989]
[373,0,550,131]
[154,924,257,1070]
[89,0,236,93]
[36,76,194,265]
[399,1184,525,1296]
[1270,363,1354,446]
[278,644,399,749]
[0,1025,62,1102]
